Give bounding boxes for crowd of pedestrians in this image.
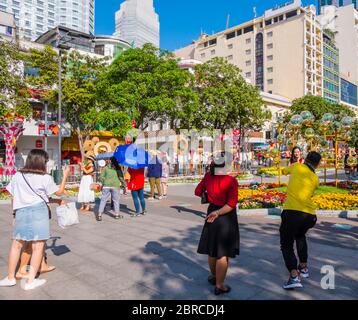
[0,146,324,295]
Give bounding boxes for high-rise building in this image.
[0,0,95,41]
[322,31,340,103]
[174,0,323,101]
[318,4,358,107]
[113,0,160,48]
[318,0,357,13]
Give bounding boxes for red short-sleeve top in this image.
[195,173,238,208]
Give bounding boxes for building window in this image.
[265,19,272,26]
[237,29,242,36]
[274,16,279,23]
[268,90,273,94]
[226,31,236,40]
[245,49,251,55]
[245,72,251,78]
[209,38,217,46]
[278,15,284,21]
[246,38,251,44]
[267,79,273,85]
[267,55,273,61]
[267,43,273,49]
[267,31,273,37]
[246,60,251,67]
[211,49,215,55]
[255,33,264,91]
[227,55,233,60]
[244,25,254,33]
[286,10,298,19]
[201,53,206,58]
[228,44,233,49]
[267,67,273,73]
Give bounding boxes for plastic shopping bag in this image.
[56,202,79,229]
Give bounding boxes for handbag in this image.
[201,190,209,204]
[21,173,52,219]
[55,202,79,229]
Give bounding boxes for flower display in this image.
[238,189,286,209]
[0,188,11,200]
[257,167,286,176]
[238,187,358,210]
[312,194,358,210]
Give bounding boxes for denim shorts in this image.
[13,202,50,241]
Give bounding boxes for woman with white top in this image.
[0,149,70,290]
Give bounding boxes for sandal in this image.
[208,275,216,286]
[40,266,56,274]
[214,285,231,295]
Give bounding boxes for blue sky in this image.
[95,0,317,51]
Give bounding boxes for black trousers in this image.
[280,210,317,272]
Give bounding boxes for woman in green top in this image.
[97,158,123,221]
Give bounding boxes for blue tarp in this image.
[114,144,149,169]
[95,152,114,160]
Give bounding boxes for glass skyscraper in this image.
[0,0,95,41]
[113,0,160,48]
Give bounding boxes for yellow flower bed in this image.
[312,193,358,210]
[238,189,260,201]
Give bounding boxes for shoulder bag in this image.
[21,173,52,219]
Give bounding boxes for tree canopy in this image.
[0,39,31,118]
[193,57,270,136]
[98,44,197,130]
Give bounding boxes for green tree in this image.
[60,51,110,158]
[349,120,358,149]
[285,95,355,134]
[0,39,31,118]
[22,44,59,90]
[0,39,31,175]
[99,44,198,130]
[193,57,270,148]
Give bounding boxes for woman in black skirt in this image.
[195,152,239,295]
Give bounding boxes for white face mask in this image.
[213,162,232,175]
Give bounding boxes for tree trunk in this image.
[76,127,85,161]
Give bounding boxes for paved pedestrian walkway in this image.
[0,185,357,300]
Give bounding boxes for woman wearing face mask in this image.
[195,152,240,296]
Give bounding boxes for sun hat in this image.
[98,160,106,167]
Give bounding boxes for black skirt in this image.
[197,204,240,259]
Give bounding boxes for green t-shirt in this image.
[99,166,121,188]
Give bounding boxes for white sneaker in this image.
[158,196,163,200]
[0,276,16,287]
[23,279,47,291]
[148,197,155,201]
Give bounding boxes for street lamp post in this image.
[44,100,48,153]
[57,48,62,181]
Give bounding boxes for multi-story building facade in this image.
[0,0,95,41]
[113,0,160,48]
[322,30,340,103]
[174,0,323,101]
[0,9,15,39]
[318,3,358,108]
[318,0,357,14]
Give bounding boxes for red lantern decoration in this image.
[131,120,136,128]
